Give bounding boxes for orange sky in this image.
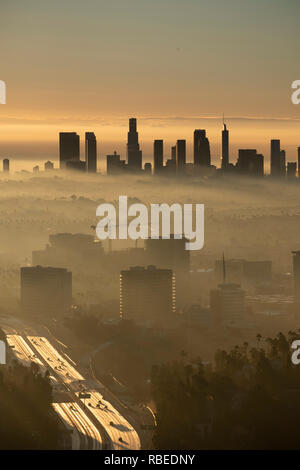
[1,0,300,169]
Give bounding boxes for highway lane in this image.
[27,335,141,450]
[6,334,44,368]
[53,402,102,450]
[81,387,140,450]
[4,332,102,450]
[53,403,81,450]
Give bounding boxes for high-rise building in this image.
[176,140,186,172]
[145,236,190,272]
[221,123,229,169]
[171,145,176,162]
[194,129,211,167]
[32,233,105,273]
[59,132,80,169]
[85,132,97,173]
[280,150,286,176]
[66,160,86,171]
[154,140,163,174]
[107,151,126,175]
[3,158,9,173]
[298,147,300,177]
[127,118,142,170]
[215,259,272,284]
[270,139,285,177]
[287,162,297,179]
[292,251,300,305]
[20,266,72,315]
[210,283,245,326]
[44,160,54,171]
[237,149,264,177]
[120,265,176,323]
[33,165,39,173]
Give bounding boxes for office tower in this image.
[280,150,286,176]
[107,151,126,175]
[120,265,176,323]
[255,153,264,176]
[127,118,142,170]
[210,283,245,326]
[163,146,176,174]
[144,162,152,174]
[20,266,72,315]
[33,165,39,173]
[176,140,186,171]
[215,259,272,284]
[193,129,211,167]
[44,160,54,171]
[59,132,80,168]
[66,160,86,171]
[287,162,297,179]
[85,132,97,173]
[270,139,285,177]
[221,123,229,169]
[3,158,9,173]
[145,236,190,272]
[32,233,104,272]
[154,140,163,174]
[237,149,264,177]
[292,251,300,304]
[171,145,176,162]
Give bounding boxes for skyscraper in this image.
[3,158,9,173]
[20,266,72,315]
[287,162,297,179]
[85,132,97,173]
[193,129,211,167]
[127,118,142,170]
[298,147,300,177]
[154,140,163,174]
[145,236,190,272]
[59,132,80,169]
[237,149,264,177]
[280,150,286,177]
[120,265,176,324]
[171,145,176,162]
[270,139,285,177]
[210,282,245,326]
[176,140,186,172]
[221,123,229,169]
[106,151,126,175]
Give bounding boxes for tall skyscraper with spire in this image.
[221,121,229,169]
[127,118,142,170]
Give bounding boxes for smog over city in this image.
[1,0,300,459]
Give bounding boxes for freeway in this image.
[53,402,102,450]
[27,335,141,450]
[6,334,43,368]
[4,331,103,450]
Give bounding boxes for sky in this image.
[0,0,300,169]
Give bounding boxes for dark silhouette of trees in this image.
[151,331,300,449]
[0,361,60,449]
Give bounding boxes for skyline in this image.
[2,116,300,175]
